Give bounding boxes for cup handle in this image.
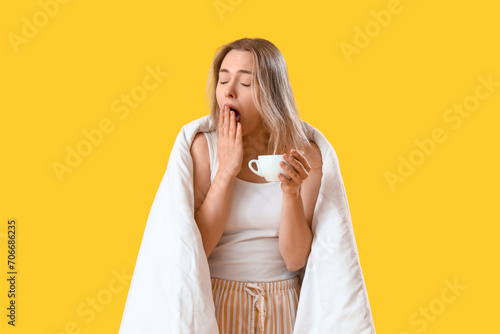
[248,160,264,177]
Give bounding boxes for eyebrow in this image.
[219,68,253,75]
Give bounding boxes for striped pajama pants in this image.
[210,276,301,334]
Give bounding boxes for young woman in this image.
[190,38,323,333]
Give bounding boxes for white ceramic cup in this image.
[248,155,292,182]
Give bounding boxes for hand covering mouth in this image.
[229,108,241,123]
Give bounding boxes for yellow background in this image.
[1,0,499,332]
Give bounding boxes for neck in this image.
[242,128,271,161]
[236,127,273,180]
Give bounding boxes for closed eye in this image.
[220,82,250,87]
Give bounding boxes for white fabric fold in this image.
[119,115,376,333]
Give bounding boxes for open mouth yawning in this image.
[229,108,241,123]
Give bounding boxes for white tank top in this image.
[203,130,298,282]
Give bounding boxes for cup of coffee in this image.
[248,155,292,182]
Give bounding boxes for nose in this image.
[224,81,236,98]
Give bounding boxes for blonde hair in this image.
[205,37,311,155]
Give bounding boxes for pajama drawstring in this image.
[244,283,266,333]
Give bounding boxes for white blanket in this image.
[119,115,376,333]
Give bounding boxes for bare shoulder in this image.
[304,141,323,169]
[301,141,323,228]
[190,132,211,213]
[190,132,209,159]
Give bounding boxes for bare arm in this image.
[278,143,323,272]
[191,107,242,258]
[279,191,314,272]
[195,168,236,258]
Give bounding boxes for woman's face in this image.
[216,49,264,137]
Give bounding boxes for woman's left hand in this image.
[278,149,312,197]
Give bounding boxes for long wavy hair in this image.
[205,37,311,155]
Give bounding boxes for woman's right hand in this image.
[217,105,243,178]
